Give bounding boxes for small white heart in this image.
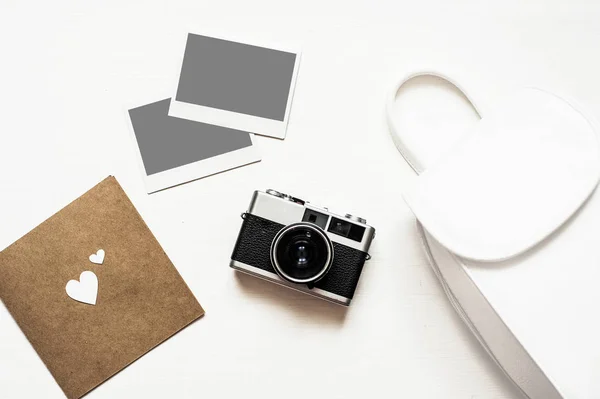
[65,271,98,305]
[89,249,105,265]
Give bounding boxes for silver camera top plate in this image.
[247,190,375,253]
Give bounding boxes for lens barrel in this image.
[270,223,334,284]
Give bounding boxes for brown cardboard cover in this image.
[0,176,204,398]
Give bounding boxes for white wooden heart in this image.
[65,271,98,305]
[89,249,105,265]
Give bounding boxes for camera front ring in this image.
[270,222,334,284]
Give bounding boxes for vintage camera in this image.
[230,189,375,306]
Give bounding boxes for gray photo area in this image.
[128,99,253,176]
[176,34,297,121]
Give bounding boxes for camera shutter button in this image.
[266,189,284,198]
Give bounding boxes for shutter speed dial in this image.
[345,214,367,224]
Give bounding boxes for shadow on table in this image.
[233,271,348,326]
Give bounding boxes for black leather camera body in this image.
[230,189,375,306]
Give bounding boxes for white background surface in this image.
[1,1,600,398]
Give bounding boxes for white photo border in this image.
[168,31,302,140]
[125,99,261,194]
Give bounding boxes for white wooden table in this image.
[2,1,600,397]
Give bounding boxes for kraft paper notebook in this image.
[0,176,204,399]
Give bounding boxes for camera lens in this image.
[270,223,334,284]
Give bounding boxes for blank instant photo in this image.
[128,99,260,193]
[168,33,301,139]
